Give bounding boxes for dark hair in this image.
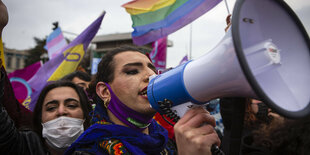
[244,98,259,129]
[61,71,91,82]
[88,45,151,96]
[32,81,92,141]
[252,117,310,154]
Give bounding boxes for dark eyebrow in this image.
[148,63,157,73]
[123,62,157,73]
[124,62,143,67]
[44,100,58,106]
[64,98,80,104]
[44,98,79,106]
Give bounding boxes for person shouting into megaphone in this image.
[66,46,221,155]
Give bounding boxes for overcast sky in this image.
[2,0,310,67]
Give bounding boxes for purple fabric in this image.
[105,83,153,131]
[1,67,34,129]
[179,55,188,65]
[150,37,167,71]
[132,0,222,45]
[27,13,105,111]
[8,61,41,104]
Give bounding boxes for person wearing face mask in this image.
[0,80,92,155]
[65,46,220,155]
[0,1,92,154]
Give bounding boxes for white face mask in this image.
[42,116,85,149]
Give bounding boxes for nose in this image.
[144,68,156,82]
[56,104,68,117]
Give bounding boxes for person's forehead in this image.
[44,87,79,102]
[113,51,150,66]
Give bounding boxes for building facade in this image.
[3,47,29,73]
[90,32,152,74]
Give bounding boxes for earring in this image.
[104,100,109,108]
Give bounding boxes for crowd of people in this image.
[1,0,309,155]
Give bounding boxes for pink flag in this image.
[45,27,68,59]
[149,37,167,70]
[8,61,42,103]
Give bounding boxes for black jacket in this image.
[0,71,46,155]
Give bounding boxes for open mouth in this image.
[138,87,147,97]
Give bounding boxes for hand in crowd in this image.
[174,106,221,155]
[268,111,285,124]
[224,14,232,32]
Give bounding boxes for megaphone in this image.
[147,0,310,118]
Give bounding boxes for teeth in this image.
[139,89,147,96]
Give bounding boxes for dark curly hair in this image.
[252,116,310,154]
[61,71,91,82]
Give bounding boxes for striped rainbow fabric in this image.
[123,0,222,45]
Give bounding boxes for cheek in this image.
[41,111,54,123]
[112,78,137,95]
[73,108,84,119]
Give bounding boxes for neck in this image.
[46,143,65,155]
[107,109,150,134]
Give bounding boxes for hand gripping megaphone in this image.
[147,0,310,118]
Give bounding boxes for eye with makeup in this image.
[123,68,139,75]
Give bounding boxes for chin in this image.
[140,106,157,116]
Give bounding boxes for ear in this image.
[96,82,111,102]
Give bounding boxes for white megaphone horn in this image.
[147,0,310,118]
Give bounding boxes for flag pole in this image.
[189,23,192,60]
[224,0,231,15]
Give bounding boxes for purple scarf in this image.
[105,83,153,131]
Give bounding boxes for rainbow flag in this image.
[45,27,68,59]
[123,0,222,45]
[27,12,105,111]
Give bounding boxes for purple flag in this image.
[179,55,188,65]
[149,37,167,71]
[27,12,105,111]
[8,61,42,105]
